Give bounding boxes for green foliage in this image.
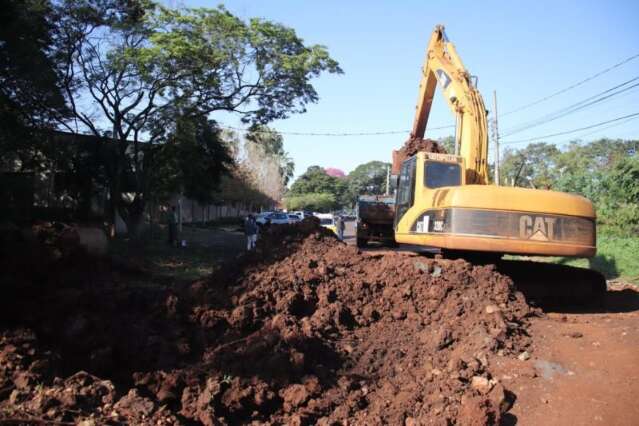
[288,166,347,210]
[0,0,68,155]
[500,138,639,235]
[290,166,344,195]
[597,156,639,234]
[437,136,455,154]
[285,193,336,212]
[133,4,343,124]
[500,142,561,188]
[146,117,233,205]
[345,161,390,204]
[53,1,340,231]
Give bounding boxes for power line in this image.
[218,124,455,137]
[500,52,639,117]
[502,76,639,136]
[565,114,639,140]
[501,112,639,145]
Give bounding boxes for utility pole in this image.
[385,165,391,195]
[492,90,500,186]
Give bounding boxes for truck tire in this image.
[356,238,368,248]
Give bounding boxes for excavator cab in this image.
[394,152,464,230]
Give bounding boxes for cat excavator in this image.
[393,25,597,259]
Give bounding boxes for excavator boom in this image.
[410,25,489,184]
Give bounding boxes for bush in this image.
[285,192,336,212]
[598,157,639,234]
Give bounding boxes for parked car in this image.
[288,214,301,224]
[255,212,273,225]
[290,210,313,220]
[257,212,290,226]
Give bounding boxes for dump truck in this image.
[356,195,396,247]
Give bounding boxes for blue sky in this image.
[184,0,639,178]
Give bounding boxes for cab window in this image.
[424,161,461,188]
[394,157,417,228]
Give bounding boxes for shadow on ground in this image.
[496,259,639,314]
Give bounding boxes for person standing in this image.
[244,214,258,250]
[168,205,178,247]
[336,215,345,241]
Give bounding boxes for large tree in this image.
[289,165,348,210]
[145,116,233,207]
[345,161,391,204]
[57,1,341,234]
[0,0,68,160]
[500,142,561,188]
[246,125,295,186]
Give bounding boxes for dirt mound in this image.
[0,220,535,425]
[401,138,446,157]
[392,138,446,174]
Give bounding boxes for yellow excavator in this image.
[392,25,597,259]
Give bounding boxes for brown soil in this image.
[0,220,537,425]
[489,281,639,426]
[391,138,445,174]
[400,138,446,157]
[2,221,638,425]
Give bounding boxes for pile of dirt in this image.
[0,220,536,425]
[391,138,446,174]
[400,138,446,158]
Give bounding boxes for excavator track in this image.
[439,249,606,309]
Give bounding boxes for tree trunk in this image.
[121,195,146,240]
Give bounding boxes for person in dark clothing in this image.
[168,206,178,247]
[336,215,346,241]
[244,214,258,250]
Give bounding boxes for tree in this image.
[0,0,68,159]
[499,138,638,234]
[285,193,335,212]
[289,166,348,210]
[345,161,390,204]
[437,135,455,154]
[325,168,345,178]
[146,116,233,206]
[595,154,639,233]
[246,125,295,186]
[290,166,345,195]
[500,142,561,188]
[57,1,341,234]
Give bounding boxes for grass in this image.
[109,224,245,282]
[506,232,639,285]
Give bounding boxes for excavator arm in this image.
[411,25,489,184]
